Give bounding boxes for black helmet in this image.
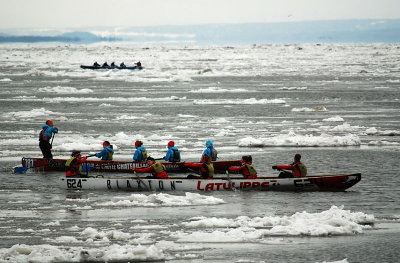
[71,151,81,157]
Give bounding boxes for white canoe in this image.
[60,173,361,192]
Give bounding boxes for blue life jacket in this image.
[39,124,58,141]
[133,146,147,161]
[165,146,180,162]
[96,146,114,160]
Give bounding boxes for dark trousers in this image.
[67,174,88,178]
[39,140,53,159]
[278,171,294,178]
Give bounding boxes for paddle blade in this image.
[14,166,29,174]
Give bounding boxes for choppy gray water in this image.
[0,43,399,262]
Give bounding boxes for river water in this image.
[0,43,399,262]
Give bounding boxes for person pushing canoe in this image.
[39,120,58,159]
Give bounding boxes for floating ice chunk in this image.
[317,259,349,263]
[190,87,247,93]
[176,206,374,242]
[366,127,378,134]
[38,86,94,94]
[323,116,344,122]
[238,132,360,147]
[0,243,164,262]
[102,192,225,207]
[279,86,307,90]
[194,98,286,105]
[292,106,327,112]
[80,227,131,241]
[330,123,359,132]
[366,127,400,136]
[3,108,55,119]
[368,140,399,146]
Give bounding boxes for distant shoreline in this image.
[1,19,399,44]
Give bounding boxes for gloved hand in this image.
[132,167,136,171]
[272,166,277,169]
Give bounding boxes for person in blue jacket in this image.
[133,140,147,162]
[201,140,218,161]
[39,120,59,159]
[164,141,181,162]
[95,141,114,161]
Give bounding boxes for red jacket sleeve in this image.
[76,157,87,164]
[276,165,294,170]
[184,163,203,168]
[228,165,246,172]
[135,166,153,173]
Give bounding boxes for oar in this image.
[187,167,201,175]
[226,170,235,191]
[133,171,149,191]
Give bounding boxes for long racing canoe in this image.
[80,65,142,70]
[60,173,361,192]
[21,157,242,174]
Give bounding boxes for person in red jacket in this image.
[184,154,214,179]
[272,153,307,178]
[132,157,168,179]
[65,151,88,177]
[228,155,258,179]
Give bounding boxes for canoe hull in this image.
[21,157,242,174]
[59,173,361,192]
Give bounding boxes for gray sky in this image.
[1,0,399,29]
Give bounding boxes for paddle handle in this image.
[50,132,56,146]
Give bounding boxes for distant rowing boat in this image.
[80,65,143,70]
[21,157,242,174]
[60,173,362,192]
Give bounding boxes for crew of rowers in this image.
[39,120,307,179]
[92,61,142,68]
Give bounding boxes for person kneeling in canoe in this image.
[133,140,147,162]
[201,140,218,161]
[65,151,88,178]
[95,141,114,161]
[228,155,258,179]
[164,141,181,162]
[184,154,214,179]
[272,153,307,178]
[132,157,168,179]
